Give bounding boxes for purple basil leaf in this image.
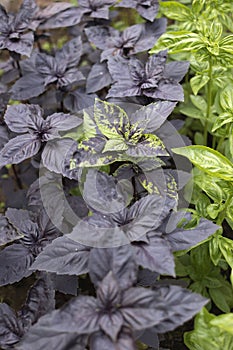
[139,327,159,348]
[133,234,175,276]
[42,138,78,174]
[0,134,41,167]
[17,326,86,350]
[4,32,34,57]
[67,213,123,248]
[14,0,37,32]
[163,61,190,82]
[42,138,77,174]
[85,25,119,51]
[51,274,78,296]
[33,296,99,334]
[137,269,159,287]
[35,53,55,77]
[39,7,83,29]
[144,80,184,102]
[86,62,113,93]
[5,208,37,235]
[0,0,36,57]
[133,19,167,54]
[4,104,43,133]
[152,285,208,333]
[11,74,46,100]
[79,0,116,19]
[55,37,83,68]
[90,330,136,350]
[164,214,219,252]
[31,236,90,276]
[89,245,137,289]
[96,272,123,340]
[130,101,176,134]
[0,5,8,33]
[0,303,24,349]
[46,112,82,133]
[64,88,97,112]
[121,287,163,331]
[107,56,141,98]
[0,215,23,246]
[125,194,166,242]
[108,52,186,102]
[0,125,9,149]
[0,244,34,286]
[34,2,73,22]
[19,274,55,329]
[82,169,132,213]
[118,0,159,22]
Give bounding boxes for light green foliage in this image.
[210,313,233,335]
[154,0,233,153]
[184,308,233,350]
[172,146,233,181]
[176,243,233,313]
[73,99,168,167]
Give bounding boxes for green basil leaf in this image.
[210,314,233,335]
[220,34,233,54]
[220,86,233,111]
[190,95,207,112]
[184,308,233,350]
[150,31,203,54]
[83,110,97,139]
[94,99,129,140]
[209,283,233,313]
[126,134,168,158]
[172,146,233,181]
[190,75,209,95]
[102,139,128,153]
[180,106,205,120]
[160,1,192,21]
[226,198,233,222]
[219,237,233,269]
[212,113,233,132]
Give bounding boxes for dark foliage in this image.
[118,0,159,22]
[0,104,81,171]
[0,274,55,349]
[84,19,166,61]
[107,51,189,101]
[0,0,37,56]
[0,1,220,349]
[11,37,84,100]
[0,208,61,286]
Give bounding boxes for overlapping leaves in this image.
[0,274,55,349]
[11,37,84,100]
[18,265,207,350]
[69,99,175,168]
[0,103,81,171]
[107,51,189,101]
[85,18,166,62]
[118,0,160,22]
[0,208,60,286]
[0,0,37,56]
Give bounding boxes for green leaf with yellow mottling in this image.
[94,99,130,140]
[102,139,128,153]
[127,134,168,157]
[172,146,233,181]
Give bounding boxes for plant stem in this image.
[216,198,231,226]
[204,56,213,146]
[12,164,23,189]
[217,136,225,152]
